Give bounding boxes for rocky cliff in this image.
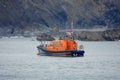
[0,0,120,39]
[0,0,120,29]
[76,28,120,41]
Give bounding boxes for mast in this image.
[70,21,73,35]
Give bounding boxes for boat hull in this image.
[37,45,85,57]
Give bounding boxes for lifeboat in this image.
[37,39,85,57]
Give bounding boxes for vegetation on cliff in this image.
[0,0,120,41]
[0,0,120,31]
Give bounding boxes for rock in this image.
[102,29,120,41]
[36,33,55,41]
[77,28,120,41]
[77,31,104,41]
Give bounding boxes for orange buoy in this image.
[79,45,84,50]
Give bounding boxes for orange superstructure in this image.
[37,39,85,56]
[46,40,78,51]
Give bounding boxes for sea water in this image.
[0,37,120,80]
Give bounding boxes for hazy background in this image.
[0,0,120,37]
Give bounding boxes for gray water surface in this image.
[0,38,120,80]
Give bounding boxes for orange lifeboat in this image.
[37,39,85,57]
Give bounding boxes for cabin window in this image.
[51,41,61,46]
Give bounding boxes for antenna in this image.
[70,21,73,34]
